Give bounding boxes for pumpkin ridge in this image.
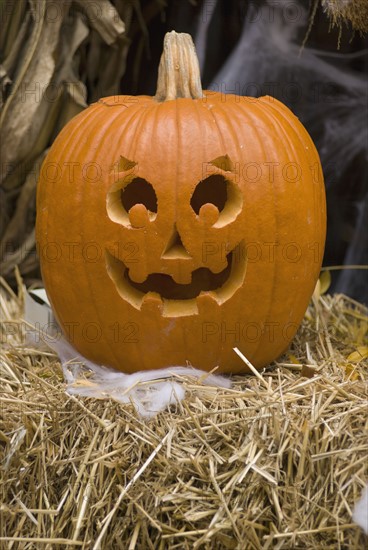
[38,105,104,318]
[207,97,241,159]
[194,98,246,246]
[191,98,222,361]
[104,103,152,203]
[97,95,152,109]
[59,105,135,366]
[241,101,280,356]
[174,99,180,252]
[197,98,246,234]
[113,101,158,370]
[254,98,325,348]
[136,103,161,309]
[174,98,189,357]
[204,99,250,351]
[259,97,326,251]
[52,102,102,145]
[104,99,150,181]
[71,108,126,367]
[201,94,229,157]
[259,97,326,249]
[241,99,285,360]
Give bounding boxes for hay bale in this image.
[1,278,367,549]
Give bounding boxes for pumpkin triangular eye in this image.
[115,156,138,172]
[209,155,233,172]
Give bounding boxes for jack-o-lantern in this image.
[36,32,326,374]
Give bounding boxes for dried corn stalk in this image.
[0,0,166,285]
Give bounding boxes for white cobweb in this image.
[352,485,368,534]
[24,288,231,418]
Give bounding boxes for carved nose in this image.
[161,224,191,260]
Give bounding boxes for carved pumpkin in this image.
[36,32,326,373]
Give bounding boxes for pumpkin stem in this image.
[155,31,203,102]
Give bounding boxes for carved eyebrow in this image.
[208,155,234,172]
[113,156,138,172]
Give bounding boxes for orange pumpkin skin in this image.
[36,91,326,374]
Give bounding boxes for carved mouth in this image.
[105,241,246,317]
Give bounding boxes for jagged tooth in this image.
[210,259,228,274]
[128,269,148,284]
[171,271,192,285]
[140,292,164,313]
[196,292,220,314]
[202,252,229,274]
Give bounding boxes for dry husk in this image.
[322,0,368,33]
[1,277,367,549]
[0,0,164,285]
